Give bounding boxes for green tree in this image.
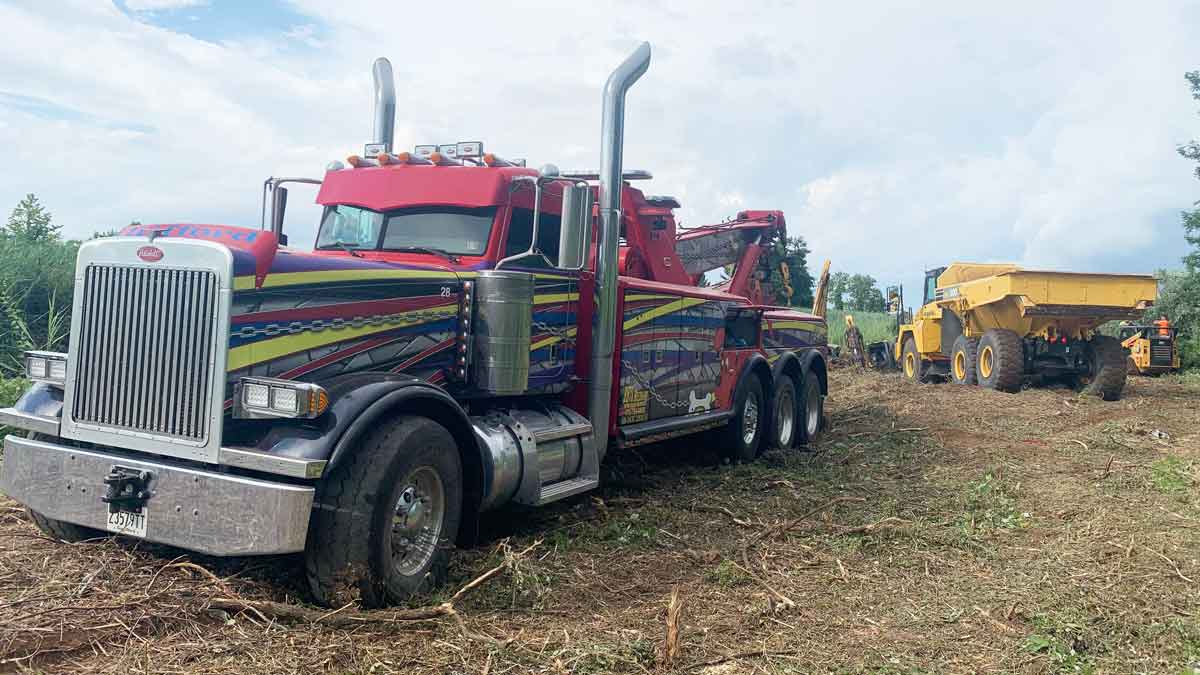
[4,193,61,242]
[846,273,884,312]
[827,271,850,310]
[1179,71,1200,272]
[761,234,815,307]
[0,195,78,375]
[1169,70,1200,369]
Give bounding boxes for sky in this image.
[1,0,1198,308]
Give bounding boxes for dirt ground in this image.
[1,369,1198,674]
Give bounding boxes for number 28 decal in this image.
[440,286,452,297]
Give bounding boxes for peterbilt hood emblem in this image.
[137,246,164,262]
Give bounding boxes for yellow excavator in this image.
[895,263,1157,400]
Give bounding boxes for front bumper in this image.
[0,435,314,556]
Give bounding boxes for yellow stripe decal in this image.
[531,326,578,351]
[227,303,457,371]
[534,292,579,305]
[768,320,819,330]
[623,296,708,331]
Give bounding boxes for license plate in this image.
[106,508,147,538]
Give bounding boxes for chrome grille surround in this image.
[61,238,233,463]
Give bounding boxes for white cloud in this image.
[0,0,1197,299]
[123,0,207,11]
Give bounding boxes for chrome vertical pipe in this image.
[372,58,396,153]
[588,42,651,461]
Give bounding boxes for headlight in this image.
[234,377,328,420]
[25,351,68,386]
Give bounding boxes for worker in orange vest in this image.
[1154,315,1171,337]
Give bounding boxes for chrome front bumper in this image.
[0,435,314,556]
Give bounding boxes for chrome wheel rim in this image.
[390,466,446,577]
[805,384,820,436]
[741,394,760,446]
[775,386,795,447]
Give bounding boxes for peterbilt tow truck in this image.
[0,44,828,607]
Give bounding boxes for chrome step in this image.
[536,476,599,505]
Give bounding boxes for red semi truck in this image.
[0,43,828,606]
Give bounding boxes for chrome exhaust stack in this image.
[371,57,396,153]
[588,42,651,461]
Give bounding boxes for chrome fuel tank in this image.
[472,270,534,395]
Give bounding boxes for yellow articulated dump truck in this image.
[896,263,1157,400]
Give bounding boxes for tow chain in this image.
[232,308,458,340]
[619,358,691,410]
[533,320,576,344]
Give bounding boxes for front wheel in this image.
[305,415,463,608]
[720,376,765,463]
[901,337,930,383]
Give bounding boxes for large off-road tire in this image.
[24,433,107,543]
[1079,335,1127,401]
[950,335,979,385]
[976,329,1023,393]
[797,370,824,447]
[901,337,931,384]
[769,375,799,451]
[720,376,765,463]
[305,415,463,608]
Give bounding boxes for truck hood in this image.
[119,223,460,288]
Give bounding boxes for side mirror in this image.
[271,186,289,236]
[557,184,593,270]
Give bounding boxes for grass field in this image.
[2,368,1197,673]
[825,309,897,346]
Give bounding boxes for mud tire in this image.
[305,415,462,608]
[950,335,979,385]
[797,371,824,448]
[1081,335,1127,401]
[901,337,932,384]
[976,329,1023,393]
[720,376,765,463]
[769,375,799,451]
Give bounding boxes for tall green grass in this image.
[826,310,898,346]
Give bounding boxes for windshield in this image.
[316,204,497,255]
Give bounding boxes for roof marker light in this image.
[396,152,433,165]
[346,154,364,167]
[429,152,463,166]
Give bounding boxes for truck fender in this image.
[734,348,772,396]
[11,382,64,419]
[770,351,802,384]
[799,350,828,395]
[254,372,484,546]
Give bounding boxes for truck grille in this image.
[1150,340,1173,367]
[71,265,219,442]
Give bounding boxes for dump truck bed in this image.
[940,266,1156,319]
